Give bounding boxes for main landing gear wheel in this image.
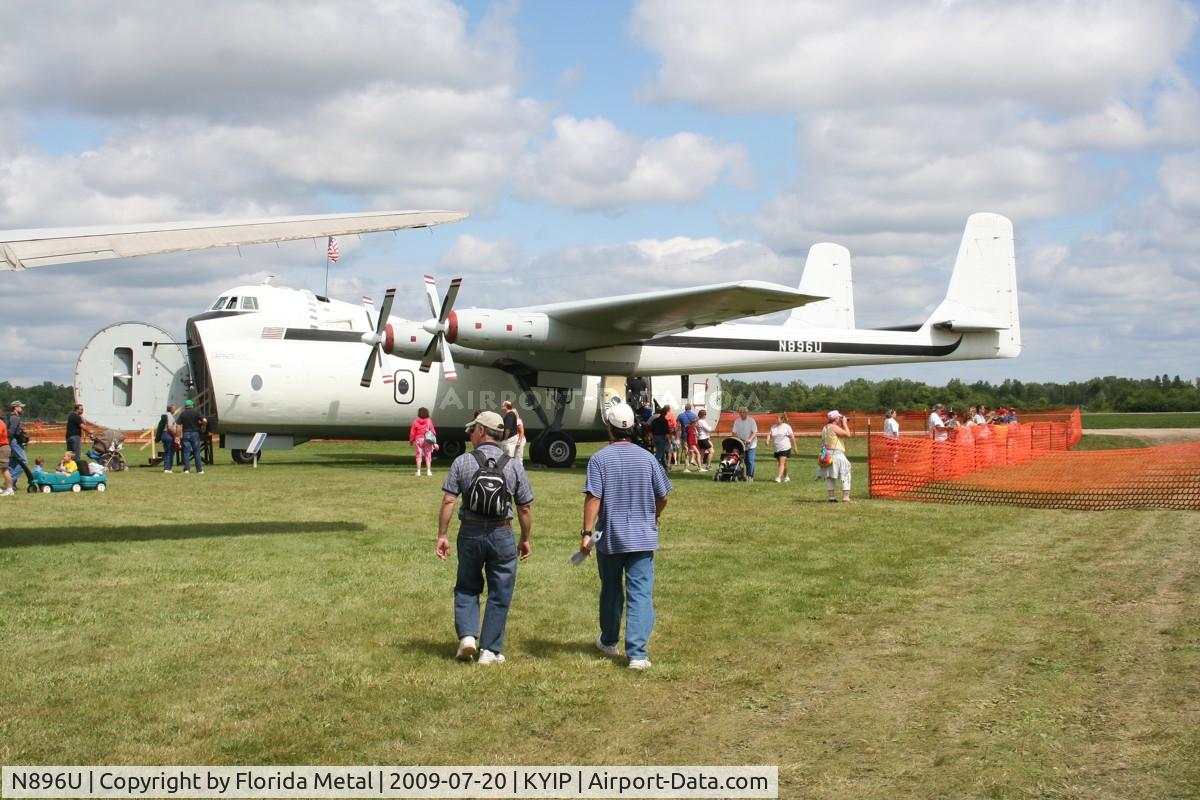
[438,439,466,460]
[537,431,576,469]
[231,449,256,465]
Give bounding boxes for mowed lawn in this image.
[1082,411,1200,429]
[1,439,1198,799]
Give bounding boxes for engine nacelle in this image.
[447,309,550,350]
[384,320,434,359]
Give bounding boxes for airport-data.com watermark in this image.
[4,766,777,799]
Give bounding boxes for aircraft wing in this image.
[0,209,467,271]
[517,280,824,338]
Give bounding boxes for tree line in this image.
[0,381,76,421]
[5,374,1200,422]
[718,375,1200,414]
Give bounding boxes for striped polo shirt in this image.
[583,442,672,554]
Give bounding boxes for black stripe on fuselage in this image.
[283,328,364,343]
[649,335,964,357]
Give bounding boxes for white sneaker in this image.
[628,658,652,670]
[477,649,505,665]
[163,469,172,474]
[415,469,422,477]
[784,476,791,483]
[595,636,619,657]
[455,636,477,661]
[1,488,14,496]
[426,470,434,476]
[774,477,782,483]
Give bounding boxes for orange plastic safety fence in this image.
[869,429,1200,510]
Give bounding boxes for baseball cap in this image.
[464,410,504,433]
[827,410,841,420]
[605,403,636,430]
[185,399,195,407]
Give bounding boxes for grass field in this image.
[1082,411,1200,429]
[2,439,1198,799]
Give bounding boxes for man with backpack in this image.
[436,410,534,666]
[6,400,32,491]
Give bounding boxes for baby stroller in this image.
[87,429,127,472]
[713,437,747,482]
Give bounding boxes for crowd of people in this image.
[925,403,1020,442]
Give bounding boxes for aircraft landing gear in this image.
[530,430,577,469]
[231,449,255,465]
[513,377,578,469]
[438,439,466,460]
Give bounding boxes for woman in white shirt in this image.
[768,412,797,483]
[695,409,714,470]
[883,409,900,438]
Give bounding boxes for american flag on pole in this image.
[327,236,340,262]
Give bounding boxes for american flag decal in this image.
[327,236,340,262]
[382,374,395,384]
[261,327,285,339]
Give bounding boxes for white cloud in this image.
[633,0,1197,115]
[0,0,518,118]
[438,234,521,273]
[513,116,750,210]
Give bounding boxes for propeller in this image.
[359,288,395,387]
[419,274,462,381]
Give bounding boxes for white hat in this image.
[605,403,636,430]
[827,410,841,420]
[465,410,505,433]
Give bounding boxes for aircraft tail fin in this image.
[784,243,855,329]
[923,213,1021,356]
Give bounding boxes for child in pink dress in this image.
[408,407,437,476]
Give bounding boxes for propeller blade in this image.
[423,274,439,319]
[419,336,439,373]
[438,277,462,324]
[376,288,395,337]
[374,287,395,371]
[441,338,458,382]
[362,295,376,331]
[360,346,379,388]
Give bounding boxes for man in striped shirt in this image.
[578,403,672,670]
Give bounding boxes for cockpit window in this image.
[225,297,239,310]
[211,296,228,311]
[241,296,259,310]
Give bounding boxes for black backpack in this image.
[464,449,513,519]
[155,414,168,439]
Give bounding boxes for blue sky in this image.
[2,0,1199,387]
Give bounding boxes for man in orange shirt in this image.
[0,416,13,496]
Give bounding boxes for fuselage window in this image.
[225,297,239,310]
[241,297,259,310]
[210,297,228,311]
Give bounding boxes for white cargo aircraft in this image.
[2,210,1019,467]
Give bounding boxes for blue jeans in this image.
[653,435,669,468]
[597,551,656,660]
[9,440,28,488]
[745,447,757,479]
[181,431,203,472]
[161,433,176,470]
[454,523,518,655]
[67,436,82,464]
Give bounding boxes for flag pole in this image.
[324,246,330,297]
